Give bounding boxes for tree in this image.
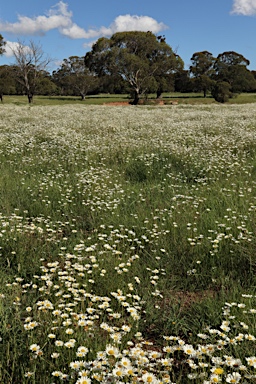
[190,51,215,97]
[53,56,98,99]
[252,70,256,80]
[251,70,256,91]
[154,53,184,98]
[11,40,51,103]
[96,74,129,94]
[0,34,6,101]
[213,51,255,93]
[174,69,193,92]
[85,31,181,104]
[0,34,5,56]
[211,81,232,103]
[151,36,184,98]
[36,71,57,96]
[0,65,16,99]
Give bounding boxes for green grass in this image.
[1,94,131,105]
[2,92,256,106]
[0,103,255,383]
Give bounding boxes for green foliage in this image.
[0,34,5,56]
[52,56,99,99]
[0,65,16,96]
[213,51,255,93]
[85,31,182,104]
[211,81,232,102]
[36,75,57,96]
[190,51,216,97]
[190,51,216,76]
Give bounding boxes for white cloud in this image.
[3,41,21,57]
[83,40,97,49]
[231,0,256,15]
[3,41,33,58]
[0,1,168,40]
[61,14,167,39]
[0,1,72,35]
[61,24,99,39]
[107,14,168,35]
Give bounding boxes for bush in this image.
[211,81,232,103]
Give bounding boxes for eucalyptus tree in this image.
[85,31,181,104]
[174,69,193,92]
[0,65,16,98]
[149,35,184,98]
[189,51,215,97]
[214,51,256,93]
[53,56,99,99]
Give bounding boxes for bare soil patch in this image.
[103,101,131,106]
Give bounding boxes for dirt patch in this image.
[161,290,217,312]
[103,100,179,106]
[103,101,131,106]
[172,290,215,306]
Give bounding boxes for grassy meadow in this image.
[0,102,255,383]
[2,92,256,106]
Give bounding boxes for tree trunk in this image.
[80,93,85,100]
[156,88,162,99]
[203,88,207,98]
[28,94,33,103]
[0,94,3,103]
[131,91,140,105]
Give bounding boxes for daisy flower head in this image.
[142,372,160,383]
[211,367,224,375]
[76,378,91,384]
[76,345,89,357]
[210,374,221,383]
[105,344,119,357]
[29,343,40,352]
[226,372,241,383]
[246,356,256,368]
[112,366,125,378]
[183,344,196,356]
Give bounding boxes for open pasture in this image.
[1,92,256,106]
[0,103,255,383]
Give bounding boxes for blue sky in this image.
[0,0,256,72]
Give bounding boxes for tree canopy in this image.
[0,34,5,56]
[85,31,183,104]
[0,33,255,103]
[0,65,16,96]
[53,56,99,99]
[213,51,256,93]
[189,51,216,97]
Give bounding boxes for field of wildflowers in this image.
[0,103,255,383]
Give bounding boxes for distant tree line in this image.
[1,32,256,103]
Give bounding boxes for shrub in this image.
[211,81,232,103]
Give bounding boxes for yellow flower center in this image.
[214,368,224,375]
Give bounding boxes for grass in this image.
[1,92,256,106]
[0,103,255,383]
[0,94,131,106]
